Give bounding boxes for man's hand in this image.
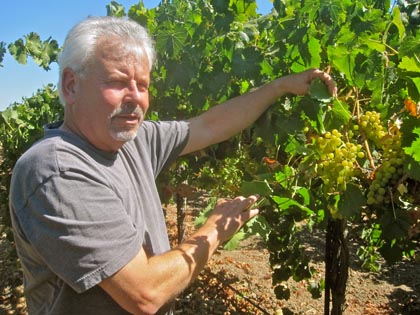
[278,68,337,97]
[204,195,260,244]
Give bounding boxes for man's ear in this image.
[61,68,77,105]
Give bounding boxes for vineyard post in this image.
[176,186,187,244]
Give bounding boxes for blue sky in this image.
[0,0,273,111]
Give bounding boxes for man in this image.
[9,16,336,315]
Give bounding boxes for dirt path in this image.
[1,196,420,315]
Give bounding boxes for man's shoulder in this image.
[15,135,61,169]
[14,131,101,178]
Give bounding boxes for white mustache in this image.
[109,104,144,120]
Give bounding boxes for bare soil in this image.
[1,194,420,315]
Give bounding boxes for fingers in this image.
[214,195,260,221]
[283,69,337,97]
[243,194,261,219]
[226,195,260,224]
[240,206,259,222]
[242,194,260,210]
[210,195,260,243]
[218,194,259,211]
[310,68,337,97]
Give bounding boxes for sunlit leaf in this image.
[399,56,420,73]
[404,127,420,162]
[307,37,321,68]
[223,230,246,250]
[106,1,126,17]
[156,22,189,59]
[8,39,27,65]
[391,6,405,40]
[25,33,42,56]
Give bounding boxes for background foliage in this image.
[1,0,419,313]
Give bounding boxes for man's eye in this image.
[109,80,126,87]
[137,83,149,91]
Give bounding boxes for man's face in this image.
[66,38,150,152]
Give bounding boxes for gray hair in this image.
[57,16,155,105]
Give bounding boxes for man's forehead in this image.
[95,37,147,65]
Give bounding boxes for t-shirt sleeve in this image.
[138,120,190,177]
[15,171,142,293]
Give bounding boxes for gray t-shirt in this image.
[9,120,189,315]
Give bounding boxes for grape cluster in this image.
[358,111,387,147]
[312,109,406,208]
[366,130,404,205]
[315,129,364,192]
[355,110,405,205]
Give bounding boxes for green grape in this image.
[314,129,364,196]
[358,111,387,148]
[378,187,386,195]
[367,197,376,205]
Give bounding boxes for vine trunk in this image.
[324,219,349,315]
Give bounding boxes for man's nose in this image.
[124,80,149,110]
[126,80,141,99]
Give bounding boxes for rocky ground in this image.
[1,195,420,315]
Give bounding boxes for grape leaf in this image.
[308,77,334,103]
[324,99,352,130]
[0,41,6,67]
[156,22,189,59]
[399,35,420,57]
[404,127,420,163]
[194,197,217,228]
[379,209,411,240]
[338,183,366,218]
[300,97,327,133]
[240,180,273,197]
[223,230,246,250]
[273,265,292,283]
[106,1,126,17]
[272,196,314,217]
[379,241,403,265]
[25,33,42,57]
[398,56,420,72]
[405,156,420,181]
[8,39,27,65]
